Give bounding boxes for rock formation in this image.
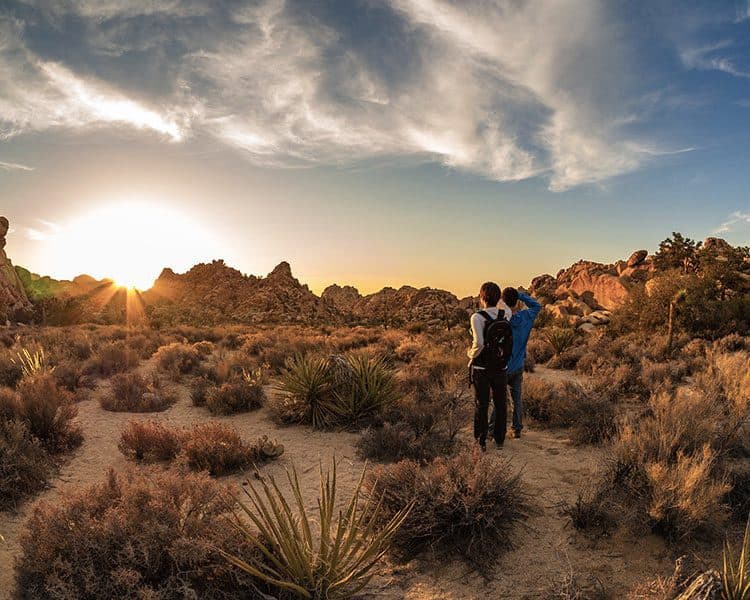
[0,217,31,318]
[322,283,466,327]
[527,248,655,329]
[145,260,339,325]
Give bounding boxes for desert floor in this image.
[0,362,682,599]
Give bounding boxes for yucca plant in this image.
[220,462,412,599]
[277,354,336,429]
[544,327,576,356]
[333,354,398,426]
[723,514,750,600]
[12,347,52,378]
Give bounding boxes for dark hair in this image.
[502,287,519,309]
[479,282,501,307]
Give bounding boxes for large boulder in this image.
[627,250,648,267]
[0,217,32,317]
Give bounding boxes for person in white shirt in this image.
[467,282,512,451]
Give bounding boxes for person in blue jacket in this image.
[493,287,541,439]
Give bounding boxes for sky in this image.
[1,0,750,296]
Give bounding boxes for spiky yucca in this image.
[277,354,336,428]
[221,463,411,599]
[333,354,398,425]
[723,515,750,600]
[544,327,577,356]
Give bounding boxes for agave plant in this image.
[277,354,336,429]
[12,347,52,378]
[723,514,750,600]
[544,327,576,356]
[221,462,412,599]
[333,354,398,426]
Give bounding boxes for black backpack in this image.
[474,310,513,371]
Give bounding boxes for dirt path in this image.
[0,366,674,599]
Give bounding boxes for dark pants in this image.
[473,367,508,445]
[490,369,524,435]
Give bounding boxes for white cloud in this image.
[0,1,710,190]
[680,41,750,78]
[0,160,33,171]
[24,219,62,242]
[714,211,750,234]
[0,19,190,141]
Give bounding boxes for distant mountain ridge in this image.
[2,215,748,327]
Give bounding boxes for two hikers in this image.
[468,281,540,451]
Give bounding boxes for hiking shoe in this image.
[495,440,504,448]
[479,440,487,452]
[512,430,522,439]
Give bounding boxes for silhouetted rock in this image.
[0,217,32,317]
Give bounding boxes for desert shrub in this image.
[523,378,615,445]
[357,378,469,462]
[205,378,265,415]
[193,340,215,356]
[14,374,82,454]
[564,486,615,534]
[179,423,281,475]
[117,420,182,462]
[366,451,527,571]
[274,354,333,427]
[83,340,140,377]
[222,462,409,600]
[394,339,421,363]
[526,336,554,365]
[191,376,213,407]
[100,372,176,412]
[715,333,748,354]
[592,385,735,540]
[545,327,577,355]
[118,421,284,475]
[639,359,689,392]
[546,346,583,369]
[52,360,92,393]
[0,351,23,388]
[15,469,256,599]
[154,342,203,379]
[0,419,51,510]
[220,332,242,349]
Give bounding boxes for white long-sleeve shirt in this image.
[467,304,513,366]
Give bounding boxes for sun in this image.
[44,201,225,289]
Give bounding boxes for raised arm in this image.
[517,292,541,323]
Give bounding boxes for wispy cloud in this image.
[0,160,33,171]
[24,219,62,242]
[714,211,750,234]
[680,40,750,78]
[0,0,730,191]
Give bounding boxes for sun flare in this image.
[40,201,224,290]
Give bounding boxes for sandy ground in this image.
[0,363,677,599]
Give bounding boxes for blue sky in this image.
[1,0,749,296]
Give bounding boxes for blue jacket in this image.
[506,292,541,374]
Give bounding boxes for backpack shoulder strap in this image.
[477,310,494,322]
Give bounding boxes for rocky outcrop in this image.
[145,260,339,325]
[0,217,31,317]
[530,250,656,314]
[322,283,467,326]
